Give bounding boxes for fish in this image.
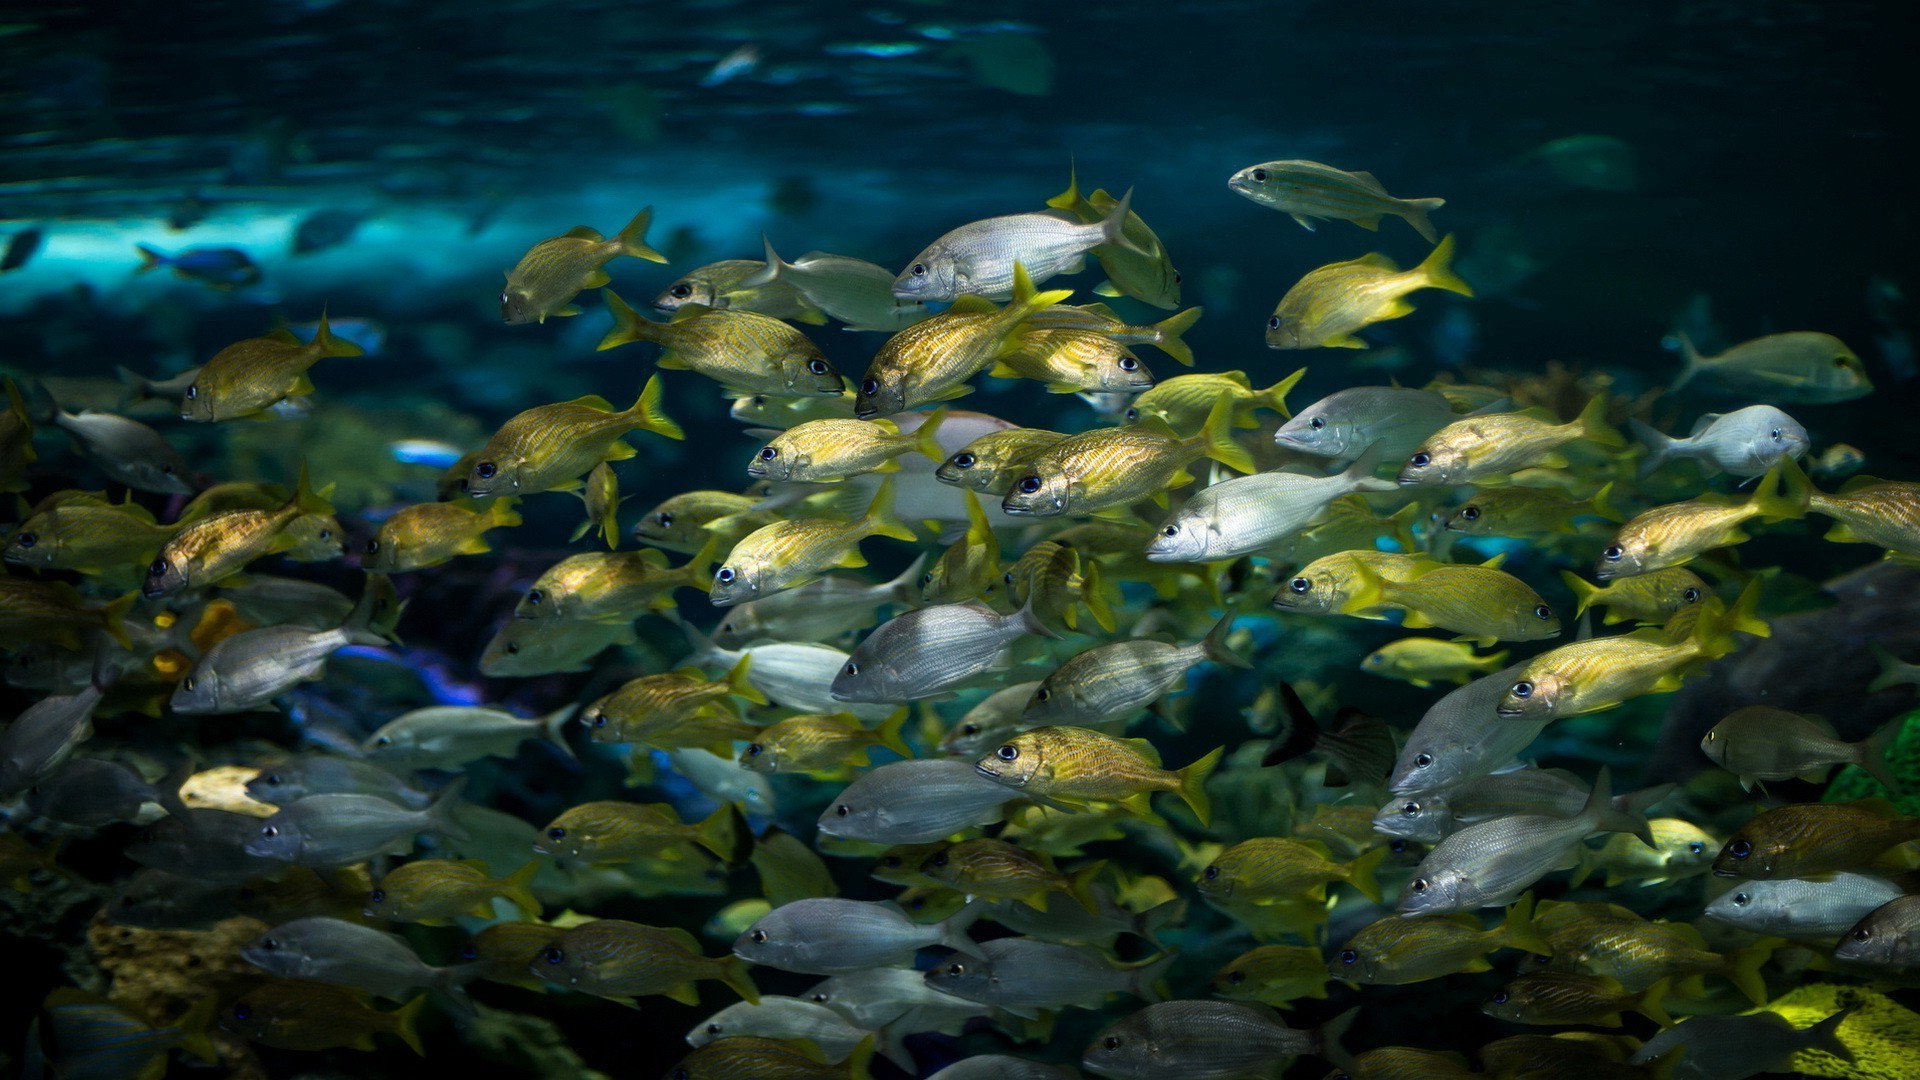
[245,756,431,809]
[1126,369,1301,436]
[714,559,920,647]
[1361,638,1509,688]
[1399,395,1624,486]
[243,782,468,867]
[517,541,715,622]
[935,428,1071,494]
[1146,446,1401,562]
[290,206,368,255]
[534,801,749,864]
[601,291,846,398]
[802,966,987,1030]
[1255,683,1397,789]
[1273,386,1465,463]
[991,327,1156,395]
[1229,160,1443,242]
[1711,798,1920,880]
[144,466,334,596]
[21,757,171,828]
[5,497,180,575]
[1265,235,1472,349]
[1270,550,1441,619]
[1208,944,1332,1007]
[894,190,1139,303]
[534,919,759,1005]
[1341,560,1560,646]
[1080,1000,1353,1080]
[183,313,364,421]
[927,1056,1079,1080]
[1559,567,1708,625]
[745,236,933,331]
[922,490,1002,604]
[1441,483,1624,539]
[925,937,1173,1013]
[464,376,683,497]
[1002,395,1254,517]
[171,577,402,714]
[1811,442,1867,479]
[223,981,425,1055]
[0,379,35,492]
[662,1036,874,1080]
[1375,766,1599,843]
[1330,895,1549,984]
[1482,971,1672,1028]
[733,897,986,974]
[710,478,916,606]
[36,989,219,1077]
[1571,816,1716,888]
[579,659,766,747]
[459,922,569,989]
[653,259,827,324]
[361,703,578,770]
[1025,303,1203,365]
[500,208,666,324]
[748,410,948,483]
[974,726,1223,825]
[1533,134,1638,191]
[1700,705,1903,792]
[1627,1009,1856,1078]
[1809,475,1920,559]
[633,488,776,554]
[241,916,480,1002]
[684,627,895,721]
[737,707,910,772]
[1005,538,1127,633]
[115,364,202,410]
[815,758,1039,844]
[1526,899,1772,1001]
[1671,330,1872,403]
[1021,612,1248,727]
[1870,642,1920,693]
[1630,404,1809,479]
[685,996,873,1062]
[856,265,1074,418]
[362,497,522,573]
[918,838,1104,914]
[46,405,194,494]
[1199,837,1385,906]
[364,859,541,923]
[1046,170,1183,309]
[732,389,862,427]
[1399,769,1655,915]
[1704,872,1908,940]
[134,244,262,288]
[832,600,1050,703]
[1834,895,1920,969]
[939,681,1048,758]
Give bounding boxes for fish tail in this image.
[710,803,757,866]
[1724,942,1772,1006]
[1586,481,1628,524]
[1415,234,1474,297]
[1343,845,1387,904]
[1045,158,1082,211]
[1134,896,1188,948]
[612,206,668,264]
[738,233,789,288]
[910,406,949,463]
[627,373,684,440]
[1151,307,1203,366]
[1857,712,1906,794]
[539,702,580,761]
[723,653,770,705]
[676,534,723,598]
[499,860,543,918]
[285,461,335,518]
[1584,767,1655,848]
[940,898,989,959]
[311,308,366,359]
[1803,1005,1859,1065]
[95,591,136,650]
[1868,642,1913,694]
[1559,570,1601,618]
[845,1034,879,1080]
[1499,892,1553,956]
[595,288,661,351]
[1126,947,1180,1003]
[1671,330,1703,391]
[1200,611,1252,669]
[390,995,428,1056]
[427,776,472,842]
[1634,978,1674,1027]
[874,707,913,759]
[858,476,918,543]
[344,574,405,646]
[1259,681,1323,768]
[1400,197,1445,244]
[1198,392,1255,473]
[1573,391,1627,449]
[171,992,219,1064]
[709,952,758,1003]
[1314,1007,1361,1071]
[1174,745,1223,825]
[883,550,929,608]
[1098,186,1150,256]
[1616,782,1677,822]
[679,617,723,667]
[1259,365,1306,416]
[1081,559,1120,635]
[1627,417,1679,481]
[1382,500,1423,554]
[1751,454,1812,522]
[1692,579,1769,661]
[134,244,167,273]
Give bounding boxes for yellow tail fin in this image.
[1573,392,1627,450]
[391,995,428,1056]
[1152,307,1203,366]
[613,206,668,264]
[1175,746,1224,825]
[695,803,751,864]
[859,477,918,543]
[1342,845,1387,904]
[1559,570,1602,618]
[875,707,913,759]
[718,953,760,1004]
[723,654,769,705]
[910,407,949,464]
[1416,234,1474,297]
[1196,393,1255,474]
[596,289,662,351]
[628,373,684,441]
[487,496,523,531]
[1499,892,1552,956]
[1749,456,1811,523]
[1260,367,1307,418]
[499,861,543,918]
[311,308,366,359]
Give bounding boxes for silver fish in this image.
[747,236,933,331]
[242,916,477,1002]
[1631,405,1809,479]
[245,756,432,809]
[1627,1009,1855,1079]
[713,559,921,648]
[894,193,1137,303]
[1146,450,1399,561]
[1699,705,1902,792]
[815,759,1032,844]
[940,682,1047,758]
[1703,873,1906,940]
[1022,613,1248,728]
[214,574,356,629]
[359,704,577,771]
[986,891,1186,951]
[242,783,467,867]
[125,807,284,882]
[1081,1000,1353,1080]
[685,627,896,721]
[1388,663,1546,796]
[925,938,1174,1014]
[1373,766,1592,843]
[51,408,194,494]
[685,996,871,1060]
[1835,895,1920,970]
[24,757,167,828]
[732,897,986,974]
[1271,386,1461,464]
[479,616,636,677]
[831,599,1050,703]
[171,580,399,714]
[0,681,104,796]
[927,1056,1082,1080]
[804,967,985,1029]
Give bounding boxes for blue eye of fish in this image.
[1409,453,1431,468]
[258,936,278,950]
[1288,577,1310,593]
[1369,654,1385,664]
[591,715,606,728]
[1492,991,1509,1004]
[263,773,280,785]
[1162,524,1179,537]
[807,359,830,375]
[1603,545,1623,560]
[1511,682,1533,698]
[1688,841,1704,854]
[1125,408,1139,421]
[930,853,948,867]
[1732,892,1750,906]
[376,735,392,746]
[1203,865,1219,879]
[717,568,736,584]
[526,589,543,605]
[1390,839,1409,853]
[746,744,762,757]
[1308,416,1325,429]
[1770,427,1782,439]
[656,512,674,527]
[670,284,692,298]
[231,1004,250,1020]
[996,745,1019,761]
[14,533,33,548]
[317,529,330,540]
[759,447,778,461]
[461,944,479,959]
[1682,587,1701,602]
[476,462,497,479]
[370,889,385,903]
[953,453,976,468]
[547,827,566,839]
[1414,753,1433,768]
[1728,840,1752,859]
[1035,688,1051,702]
[861,378,880,395]
[750,930,768,943]
[1339,949,1356,964]
[1533,605,1552,620]
[1119,356,1138,371]
[544,946,565,963]
[147,559,167,576]
[1017,476,1042,494]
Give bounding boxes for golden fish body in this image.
[5,501,178,574]
[464,922,567,988]
[185,315,363,421]
[1271,550,1438,617]
[1001,395,1253,516]
[364,498,521,573]
[466,376,682,497]
[750,410,945,483]
[1003,539,1115,633]
[1025,302,1203,364]
[651,258,827,324]
[1333,896,1546,985]
[1533,901,1766,999]
[664,1036,866,1080]
[920,837,1098,911]
[973,725,1222,824]
[583,659,766,743]
[1573,817,1719,887]
[993,328,1154,395]
[1443,483,1623,539]
[1266,235,1471,350]
[598,291,845,397]
[854,266,1074,418]
[1811,477,1920,556]
[922,490,1002,604]
[709,480,915,605]
[1598,459,1808,578]
[533,918,758,1005]
[1361,638,1509,688]
[501,208,666,325]
[1127,369,1303,433]
[517,543,711,621]
[0,576,133,650]
[739,709,910,776]
[365,859,540,923]
[1558,567,1708,625]
[568,460,621,547]
[1712,799,1920,881]
[933,427,1069,493]
[223,981,424,1054]
[1198,838,1384,905]
[1399,395,1621,486]
[631,489,772,553]
[1209,944,1332,1006]
[1483,971,1671,1027]
[534,800,745,863]
[147,471,333,596]
[1343,561,1560,646]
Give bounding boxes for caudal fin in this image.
[1868,642,1917,694]
[739,233,791,289]
[1671,331,1705,392]
[1196,393,1255,474]
[134,245,167,273]
[1126,948,1180,1003]
[1151,307,1203,367]
[723,653,770,706]
[717,953,760,1003]
[1399,197,1445,244]
[1199,611,1252,669]
[1800,1006,1859,1065]
[859,476,918,543]
[1174,746,1223,825]
[426,777,471,842]
[390,995,427,1056]
[1416,235,1474,297]
[343,574,405,646]
[1097,187,1151,257]
[1342,845,1387,904]
[1748,455,1811,523]
[1584,767,1655,849]
[311,309,366,359]
[1559,571,1602,618]
[1856,713,1907,795]
[613,207,668,264]
[910,407,949,464]
[539,702,580,761]
[596,289,663,351]
[1573,392,1627,450]
[627,373,684,441]
[1499,892,1553,956]
[695,803,752,865]
[1259,366,1307,419]
[1629,417,1678,480]
[499,861,543,918]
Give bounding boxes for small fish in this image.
[935,428,1071,494]
[1046,170,1183,310]
[47,405,194,494]
[24,758,170,828]
[135,244,261,288]
[1630,404,1809,479]
[175,479,346,563]
[684,629,896,721]
[733,897,985,974]
[363,497,522,573]
[1005,539,1126,634]
[1399,395,1624,486]
[1080,1000,1353,1080]
[1441,483,1623,539]
[1273,386,1462,466]
[1671,330,1872,404]
[992,327,1155,395]
[1330,894,1549,984]
[919,838,1104,914]
[459,922,569,989]
[1341,560,1560,647]
[1266,236,1472,350]
[245,756,430,809]
[856,265,1074,418]
[740,711,912,777]
[1229,159,1444,242]
[746,236,933,331]
[1627,1009,1856,1077]
[1002,395,1254,517]
[0,378,35,493]
[1701,705,1903,792]
[653,259,827,324]
[362,702,577,770]
[894,191,1139,303]
[802,966,987,1030]
[1147,447,1400,562]
[1870,643,1920,693]
[1559,567,1708,625]
[365,859,540,923]
[243,783,468,867]
[1022,612,1248,727]
[1529,899,1771,1001]
[115,365,201,410]
[663,1036,873,1080]
[1571,817,1716,888]
[170,577,401,714]
[710,479,915,606]
[633,488,776,554]
[974,726,1223,824]
[731,389,862,427]
[1712,798,1920,880]
[223,981,424,1055]
[1483,971,1672,1028]
[1809,475,1920,560]
[1375,766,1597,843]
[1704,872,1906,940]
[1811,442,1867,479]
[183,313,363,421]
[1209,944,1331,1007]
[1534,134,1639,191]
[833,600,1049,703]
[519,541,714,622]
[6,498,180,575]
[1125,369,1299,436]
[580,658,766,748]
[534,800,748,864]
[241,916,478,1001]
[1835,895,1920,969]
[1026,302,1203,365]
[749,410,947,483]
[1270,550,1441,619]
[714,559,919,647]
[290,206,367,255]
[685,996,872,1062]
[1199,838,1385,907]
[501,208,666,324]
[923,490,1002,604]
[37,989,218,1078]
[927,937,1172,1013]
[926,1056,1079,1080]
[599,292,845,398]
[465,377,682,497]
[535,918,759,1004]
[940,682,1047,758]
[1360,638,1509,688]
[815,758,1035,844]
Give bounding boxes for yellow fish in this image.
[581,657,767,745]
[465,375,683,497]
[933,427,1070,494]
[738,709,912,777]
[1000,394,1254,517]
[663,1036,872,1080]
[501,207,666,324]
[1002,539,1116,633]
[1360,638,1510,688]
[567,460,623,547]
[1209,944,1333,1007]
[1342,561,1560,647]
[1025,302,1202,365]
[146,466,334,596]
[1442,483,1623,539]
[1197,837,1386,905]
[516,538,714,621]
[0,576,133,650]
[631,489,774,554]
[0,379,35,493]
[223,981,425,1055]
[364,859,541,924]
[918,837,1105,912]
[1558,567,1707,625]
[363,497,521,573]
[710,478,915,605]
[922,489,1002,604]
[175,480,346,563]
[5,497,179,575]
[853,264,1073,418]
[991,327,1155,395]
[748,408,947,483]
[1597,459,1808,579]
[1270,550,1442,618]
[1126,369,1304,433]
[599,292,845,398]
[184,313,364,421]
[1809,475,1920,560]
[1265,234,1472,349]
[1047,167,1184,310]
[533,801,748,864]
[1398,394,1624,486]
[973,725,1223,824]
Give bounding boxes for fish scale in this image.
[1815,479,1920,551]
[599,295,841,397]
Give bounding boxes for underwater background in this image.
[4,0,1920,1077]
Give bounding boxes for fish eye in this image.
[1769,427,1782,440]
[746,744,762,757]
[1035,688,1051,702]
[1003,571,1015,585]
[1834,355,1852,367]
[961,723,979,735]
[1227,970,1245,984]
[1728,839,1752,859]
[181,676,197,692]
[1124,407,1140,422]
[996,744,1019,761]
[706,1023,722,1034]
[750,930,768,943]
[263,773,281,785]
[861,378,880,396]
[526,589,544,605]
[911,263,927,276]
[258,936,278,950]
[1103,1037,1122,1051]
[670,284,692,299]
[1401,802,1420,815]
[1173,271,1182,284]
[656,511,674,527]
[147,559,167,576]
[1267,316,1282,330]
[1288,577,1310,593]
[1390,838,1409,853]
[758,446,778,461]
[1853,927,1872,941]
[717,567,736,584]
[162,463,176,474]
[1732,892,1750,906]
[1511,681,1534,698]
[1017,476,1042,494]
[592,715,607,729]
[1533,604,1553,620]
[807,359,830,375]
[14,533,34,548]
[1682,587,1701,603]
[1251,168,1268,182]
[544,946,565,964]
[1203,865,1219,880]
[843,661,859,676]
[1118,356,1138,371]
[259,824,278,840]
[945,961,965,976]
[185,385,198,399]
[930,852,949,867]
[1602,545,1623,561]
[1460,506,1480,521]
[317,529,330,540]
[835,805,849,816]
[1492,991,1509,1004]
[1410,878,1429,892]
[1308,416,1325,430]
[953,453,976,468]
[1688,841,1704,854]
[1162,524,1179,537]
[547,826,566,840]
[476,462,497,479]
[1414,753,1434,769]
[231,1003,251,1020]
[364,539,380,554]
[810,992,829,1003]
[1336,949,1356,965]
[1409,453,1431,468]
[921,573,934,587]
[370,889,385,903]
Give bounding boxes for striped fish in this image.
[1229,159,1445,243]
[465,374,682,497]
[598,292,847,398]
[501,207,666,324]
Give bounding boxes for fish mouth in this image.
[1495,706,1525,717]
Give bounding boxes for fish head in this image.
[1593,534,1653,580]
[854,371,906,421]
[737,739,781,774]
[1496,670,1564,719]
[653,277,717,313]
[746,436,802,482]
[1263,312,1305,349]
[1271,570,1342,615]
[731,912,795,967]
[168,667,223,714]
[974,732,1047,789]
[530,937,592,987]
[1326,942,1377,983]
[1372,795,1451,844]
[1396,866,1467,915]
[180,380,216,422]
[1710,831,1778,879]
[708,554,767,606]
[533,817,587,858]
[1703,885,1763,927]
[892,250,957,302]
[1443,499,1493,534]
[128,459,195,495]
[1397,443,1465,485]
[1503,598,1562,640]
[817,793,887,840]
[360,529,401,573]
[1095,351,1154,393]
[1481,987,1529,1022]
[3,523,59,568]
[578,697,620,742]
[1835,910,1909,967]
[1082,1013,1161,1079]
[784,354,845,397]
[363,883,401,920]
[1272,410,1352,457]
[1827,348,1872,394]
[143,552,191,598]
[499,285,542,325]
[712,609,763,650]
[241,813,304,862]
[829,651,898,704]
[923,953,997,1002]
[279,514,345,562]
[1144,513,1211,562]
[1195,857,1237,901]
[1019,680,1071,726]
[1000,469,1070,516]
[1227,163,1283,201]
[221,995,278,1042]
[244,767,304,806]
